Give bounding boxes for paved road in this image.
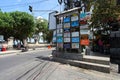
[0,49,50,72]
[0,49,119,80]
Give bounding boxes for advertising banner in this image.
[64,23,70,28]
[57,37,63,43]
[49,11,57,30]
[64,28,70,32]
[64,44,70,48]
[71,21,79,27]
[72,37,79,42]
[80,39,89,46]
[71,15,78,21]
[80,25,89,29]
[57,24,62,29]
[72,43,79,48]
[64,38,70,42]
[72,32,79,37]
[57,29,63,33]
[57,43,63,48]
[80,30,90,34]
[64,33,70,37]
[63,17,70,23]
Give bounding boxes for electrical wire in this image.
[0,0,49,8]
[39,4,59,16]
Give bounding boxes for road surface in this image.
[0,49,119,80]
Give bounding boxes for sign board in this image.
[49,11,58,30]
[64,38,70,42]
[57,43,63,48]
[80,25,89,29]
[72,32,79,37]
[72,37,79,42]
[64,33,70,37]
[72,43,79,48]
[80,30,90,34]
[80,39,89,46]
[64,44,70,48]
[64,23,70,28]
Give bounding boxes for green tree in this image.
[9,11,35,46]
[0,11,14,40]
[35,18,52,43]
[90,0,119,35]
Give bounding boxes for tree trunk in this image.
[22,39,27,47]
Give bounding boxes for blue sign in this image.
[64,44,70,48]
[63,17,70,23]
[71,21,79,27]
[80,12,86,19]
[72,37,79,42]
[64,28,70,32]
[57,37,63,43]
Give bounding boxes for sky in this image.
[0,0,62,20]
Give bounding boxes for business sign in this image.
[64,43,70,48]
[64,33,70,37]
[57,43,63,48]
[64,38,70,42]
[72,37,79,42]
[80,12,91,21]
[71,21,79,27]
[57,29,63,33]
[63,17,70,23]
[64,23,70,28]
[80,30,90,34]
[72,43,79,48]
[72,32,79,37]
[80,39,89,46]
[49,11,58,30]
[57,24,62,29]
[80,25,89,29]
[71,14,78,21]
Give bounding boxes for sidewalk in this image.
[0,50,21,55]
[0,47,54,56]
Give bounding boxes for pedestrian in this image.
[98,38,103,53]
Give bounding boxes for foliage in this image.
[0,11,14,40]
[35,18,52,43]
[9,11,35,40]
[89,0,120,35]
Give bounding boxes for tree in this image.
[35,17,52,43]
[90,0,119,35]
[9,11,35,46]
[0,11,14,40]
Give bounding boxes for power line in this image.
[39,4,59,16]
[0,0,49,8]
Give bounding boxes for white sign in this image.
[80,30,90,34]
[72,32,79,37]
[49,11,58,30]
[64,38,70,42]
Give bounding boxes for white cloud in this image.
[37,16,43,19]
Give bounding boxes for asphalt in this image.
[0,49,119,80]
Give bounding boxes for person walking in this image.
[98,38,103,53]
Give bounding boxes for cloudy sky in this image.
[0,0,62,19]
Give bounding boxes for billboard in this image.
[49,11,58,30]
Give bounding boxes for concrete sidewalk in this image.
[0,47,54,56]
